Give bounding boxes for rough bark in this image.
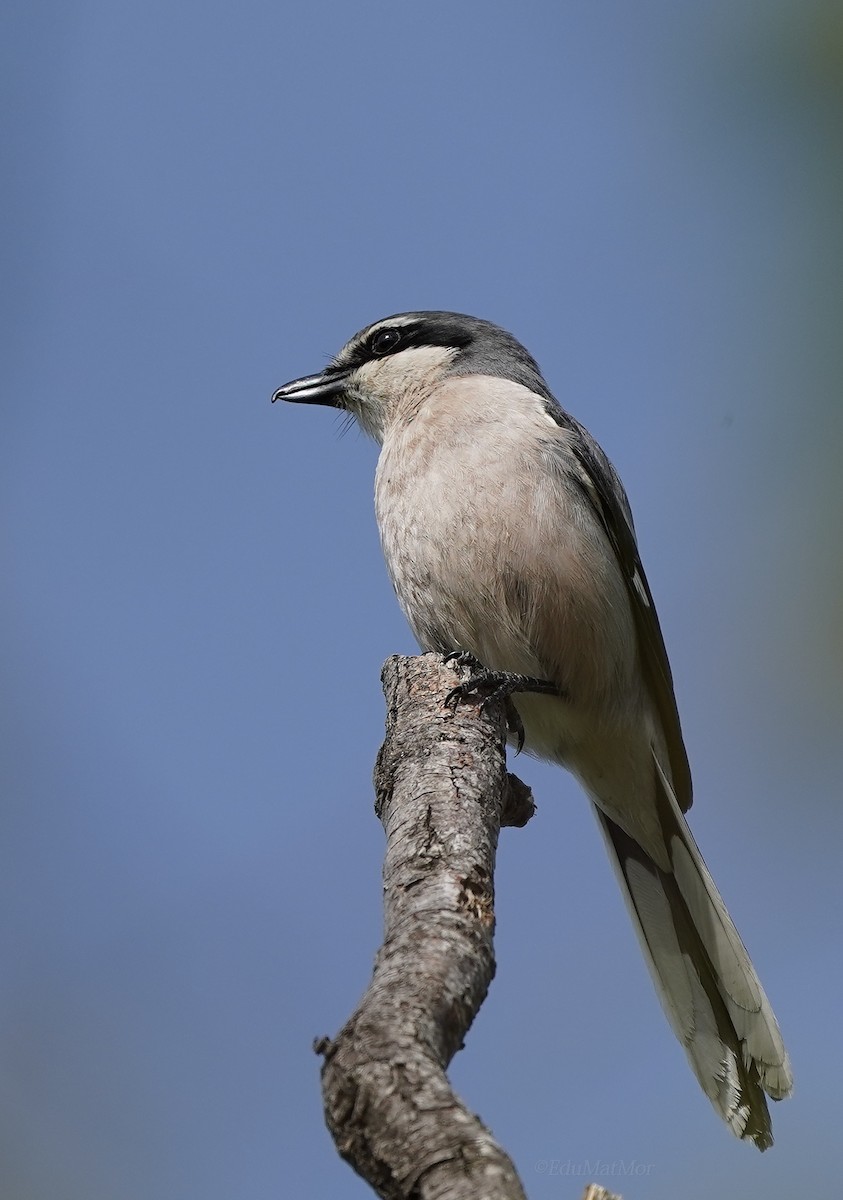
[315,654,622,1200]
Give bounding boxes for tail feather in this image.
[595,758,792,1148]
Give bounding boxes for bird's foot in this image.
[445,667,563,708]
[444,660,565,753]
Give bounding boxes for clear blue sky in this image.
[3,2,842,1198]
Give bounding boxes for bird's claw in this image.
[444,663,565,753]
[504,699,526,754]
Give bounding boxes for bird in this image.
[272,310,792,1148]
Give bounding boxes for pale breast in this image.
[374,376,638,714]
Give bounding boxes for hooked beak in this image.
[271,367,349,407]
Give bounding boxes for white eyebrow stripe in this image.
[369,314,420,332]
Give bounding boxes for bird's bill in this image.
[271,368,348,406]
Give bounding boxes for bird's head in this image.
[272,311,550,442]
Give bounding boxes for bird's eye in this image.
[370,327,402,356]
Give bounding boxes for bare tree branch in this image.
[316,653,534,1199]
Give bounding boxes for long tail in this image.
[595,756,792,1149]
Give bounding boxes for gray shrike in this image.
[273,310,792,1148]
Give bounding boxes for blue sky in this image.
[2,2,842,1197]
